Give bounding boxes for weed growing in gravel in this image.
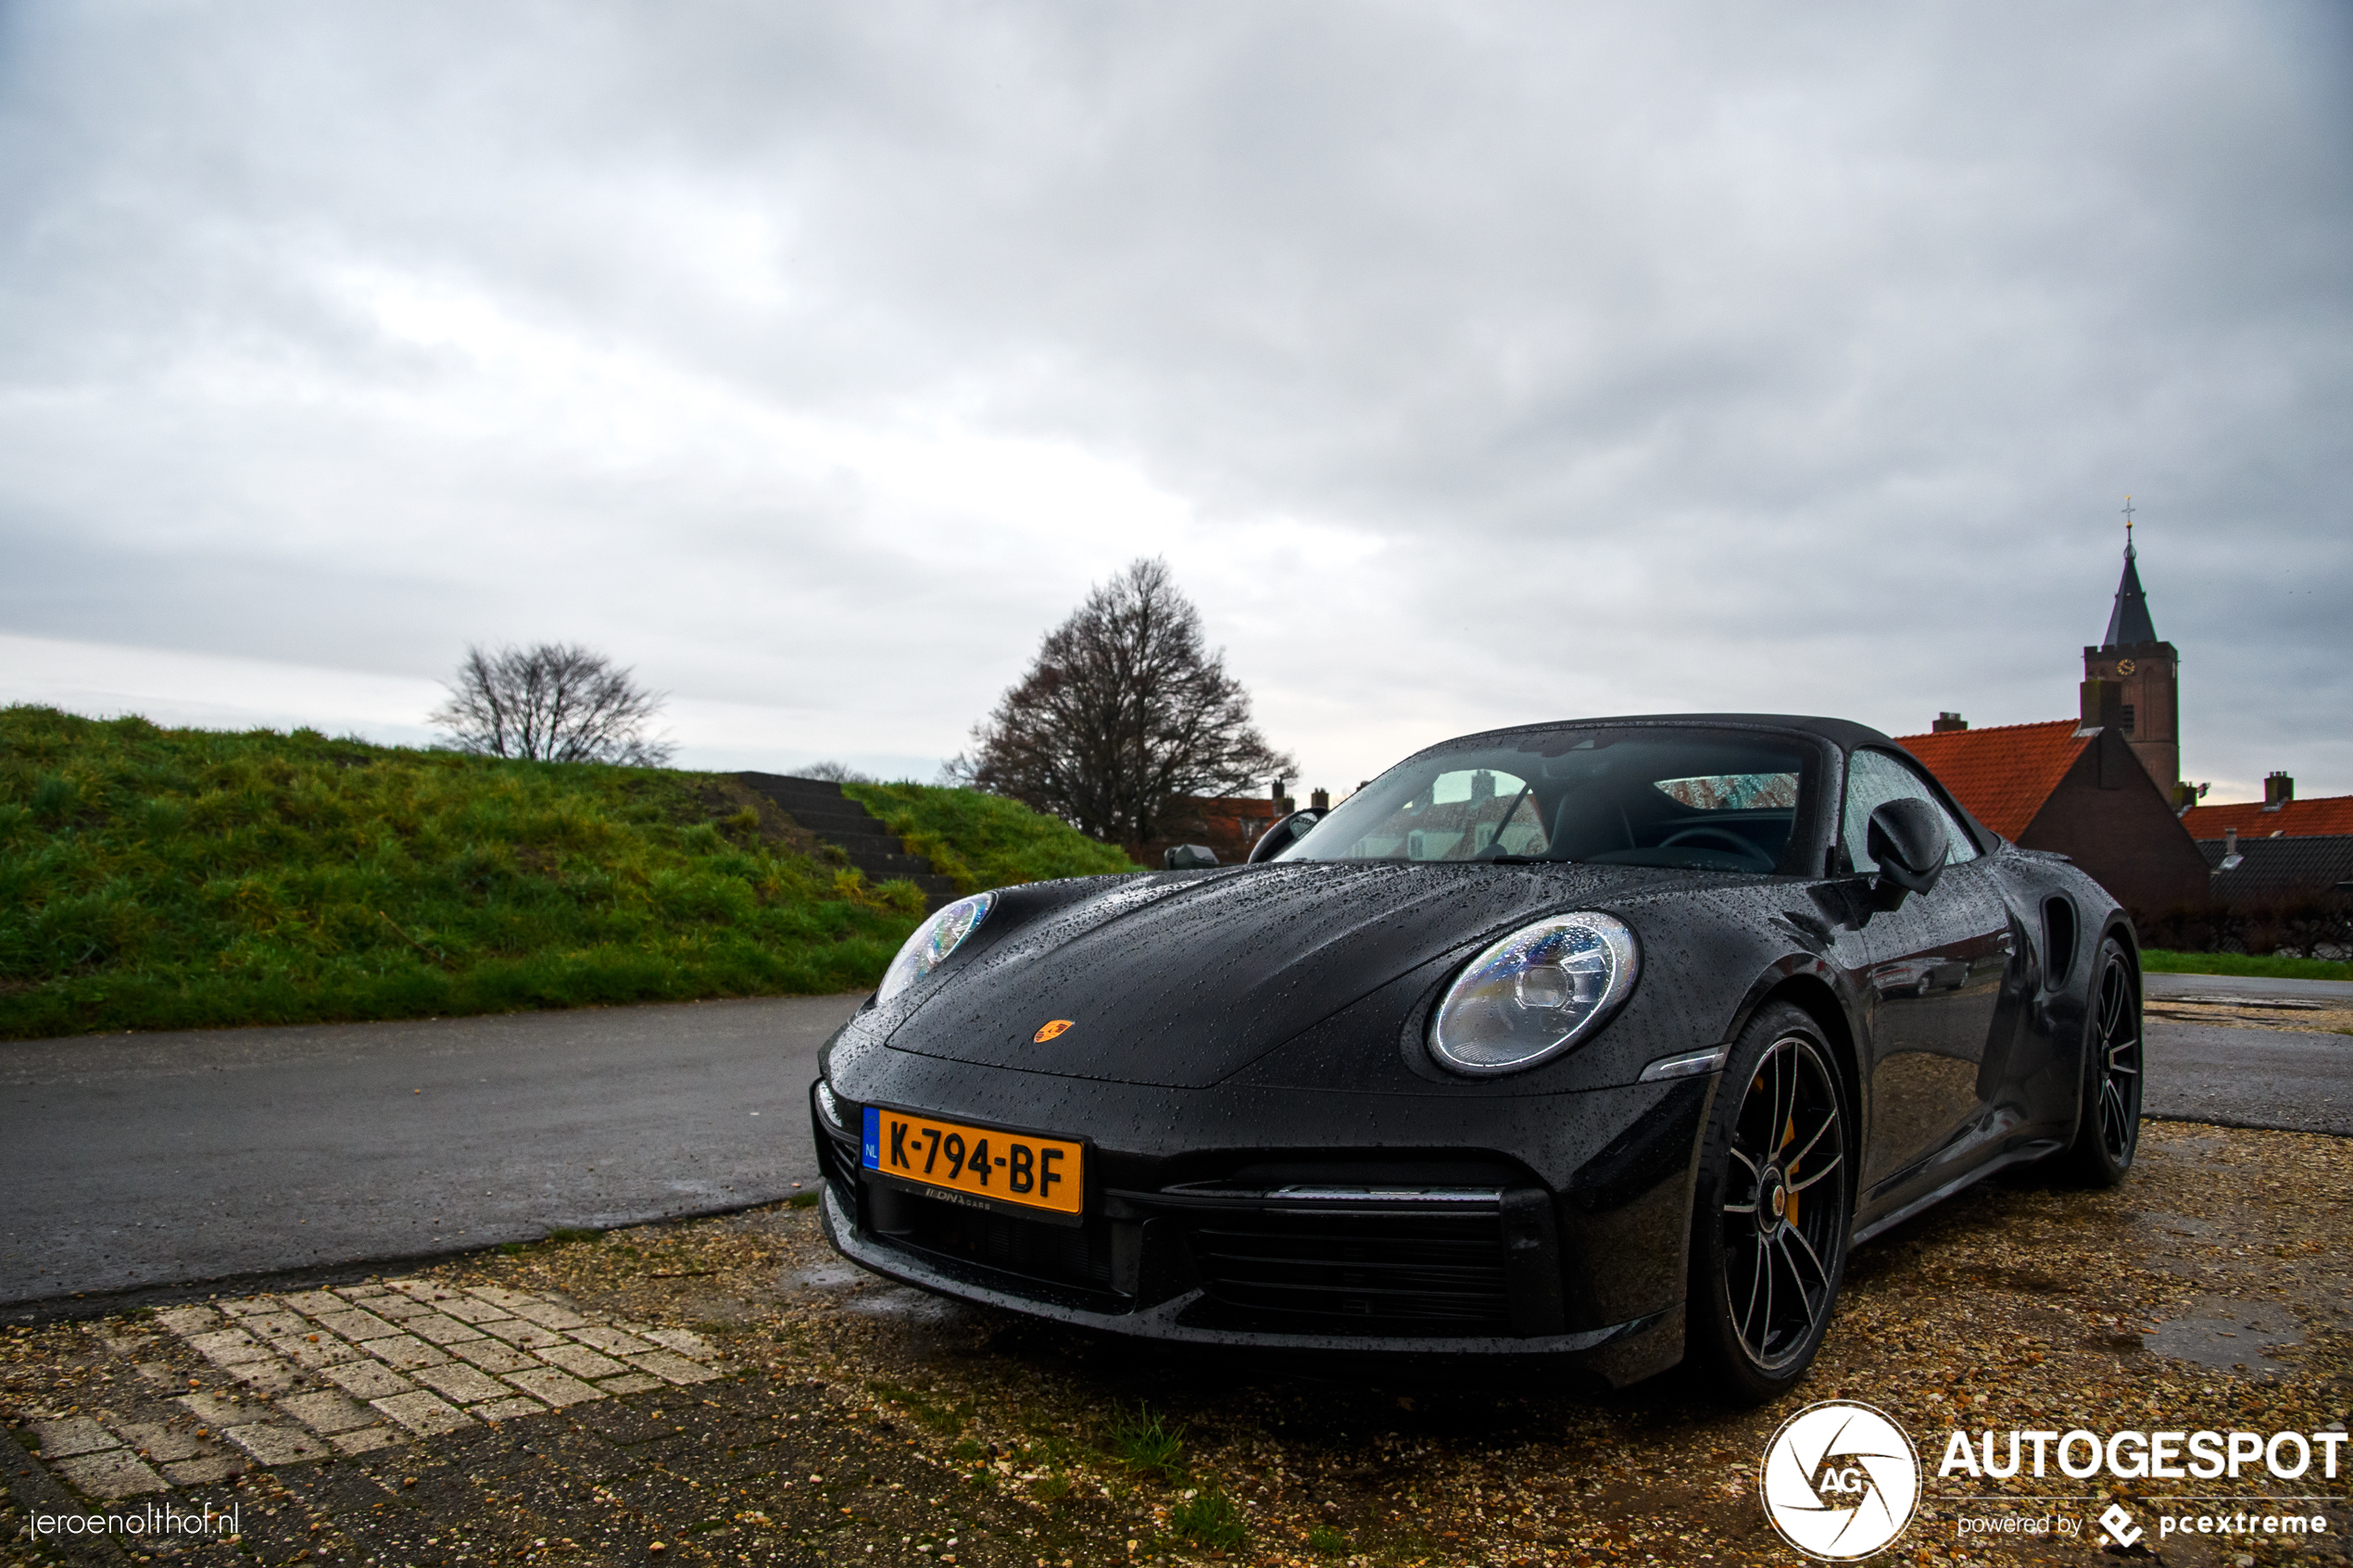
[1168,1486,1246,1549]
[1104,1400,1187,1481]
[1306,1524,1351,1555]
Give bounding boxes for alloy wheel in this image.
[2093,954,2143,1162]
[1718,1033,1847,1371]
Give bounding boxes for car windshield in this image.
[1275,728,1815,874]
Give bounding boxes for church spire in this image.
[2101,496,2158,648]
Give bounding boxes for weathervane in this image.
[2121,495,2134,556]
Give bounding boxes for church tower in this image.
[2081,501,2181,801]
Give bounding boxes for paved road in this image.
[2,971,2342,1316]
[0,994,862,1314]
[2145,972,2353,1003]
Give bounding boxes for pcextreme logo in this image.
[1760,1400,1922,1561]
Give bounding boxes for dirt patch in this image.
[5,1123,2348,1568]
[2145,997,2353,1036]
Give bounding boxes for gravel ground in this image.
[6,1121,2348,1568]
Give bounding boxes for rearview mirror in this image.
[1246,809,1323,864]
[1164,844,1219,870]
[1866,798,1948,907]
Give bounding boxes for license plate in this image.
[862,1107,1084,1217]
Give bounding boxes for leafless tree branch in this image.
[430,643,673,766]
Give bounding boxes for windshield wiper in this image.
[1479,853,1549,865]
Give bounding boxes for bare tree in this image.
[953,558,1295,845]
[431,643,673,766]
[798,760,875,784]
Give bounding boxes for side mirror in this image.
[1246,809,1323,864]
[1866,798,1948,907]
[1164,844,1219,870]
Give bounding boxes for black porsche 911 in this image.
[809,714,2143,1399]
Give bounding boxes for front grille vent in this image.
[885,1191,1113,1295]
[1182,1207,1512,1334]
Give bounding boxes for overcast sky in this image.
[3,2,2347,803]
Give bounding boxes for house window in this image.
[2120,703,2135,734]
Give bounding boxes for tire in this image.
[2056,936,2143,1186]
[1686,1000,1854,1404]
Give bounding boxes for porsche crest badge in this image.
[1033,1019,1075,1043]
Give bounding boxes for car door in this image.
[1843,747,2015,1206]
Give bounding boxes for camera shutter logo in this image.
[1759,1399,1921,1561]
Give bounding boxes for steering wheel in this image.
[1657,826,1777,871]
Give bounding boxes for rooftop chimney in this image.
[2263,771,2294,810]
[1932,712,1969,733]
[1309,787,1329,812]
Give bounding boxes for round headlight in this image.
[876,892,995,1006]
[1428,911,1638,1076]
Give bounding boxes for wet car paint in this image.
[812,714,2134,1385]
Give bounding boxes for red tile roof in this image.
[1891,720,2089,841]
[2179,795,2353,841]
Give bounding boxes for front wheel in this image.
[2055,936,2143,1185]
[1686,1001,1853,1403]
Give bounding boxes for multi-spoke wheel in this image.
[2057,936,2142,1185]
[1687,1000,1853,1401]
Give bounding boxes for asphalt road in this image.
[2,971,2344,1315]
[0,994,862,1314]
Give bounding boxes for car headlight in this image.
[1428,911,1638,1076]
[875,892,995,1006]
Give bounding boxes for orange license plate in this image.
[862,1107,1084,1217]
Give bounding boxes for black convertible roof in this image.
[1425,713,1895,756]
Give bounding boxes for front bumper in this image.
[809,1063,1710,1385]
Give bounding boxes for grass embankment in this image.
[843,780,1140,894]
[2141,947,2353,983]
[0,707,940,1041]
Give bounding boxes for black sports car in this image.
[810,714,2143,1399]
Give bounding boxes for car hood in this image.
[882,861,1686,1088]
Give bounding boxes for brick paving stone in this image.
[161,1454,245,1486]
[277,1390,379,1435]
[283,1333,361,1368]
[502,1366,604,1408]
[464,1285,535,1309]
[405,1311,487,1345]
[113,1421,208,1463]
[153,1305,220,1335]
[218,1296,278,1317]
[596,1373,664,1396]
[633,1326,714,1359]
[56,1447,170,1498]
[311,1307,400,1341]
[277,1289,346,1315]
[365,1333,450,1370]
[322,1361,415,1400]
[505,1298,589,1330]
[412,1361,511,1405]
[433,1295,513,1323]
[177,1391,269,1426]
[470,1396,547,1423]
[448,1336,542,1374]
[228,1358,300,1394]
[31,1415,119,1458]
[624,1349,720,1385]
[478,1317,568,1348]
[329,1424,407,1456]
[222,1423,334,1465]
[187,1326,270,1364]
[566,1323,655,1355]
[364,1293,437,1318]
[535,1342,628,1380]
[371,1390,473,1436]
[243,1311,309,1343]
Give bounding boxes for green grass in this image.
[2141,948,2353,983]
[1103,1401,1188,1482]
[0,706,935,1040]
[1168,1487,1247,1549]
[843,780,1140,894]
